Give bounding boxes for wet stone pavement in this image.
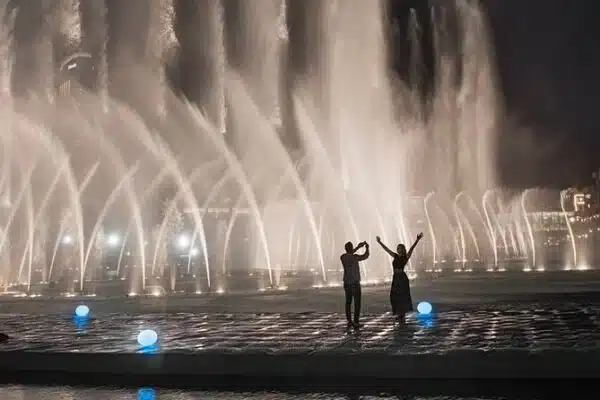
[1,302,599,355]
[0,386,510,400]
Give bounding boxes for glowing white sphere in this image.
[75,305,90,318]
[417,301,433,315]
[137,329,158,348]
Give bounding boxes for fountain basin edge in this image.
[0,349,598,391]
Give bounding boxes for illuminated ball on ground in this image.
[75,305,90,318]
[138,388,157,400]
[137,329,158,348]
[417,301,433,315]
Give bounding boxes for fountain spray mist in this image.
[0,0,548,294]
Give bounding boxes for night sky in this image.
[482,0,600,188]
[392,0,600,189]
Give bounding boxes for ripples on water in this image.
[1,302,599,354]
[0,386,512,400]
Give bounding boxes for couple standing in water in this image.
[340,233,424,329]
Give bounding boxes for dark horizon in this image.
[484,0,600,190]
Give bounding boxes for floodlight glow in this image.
[75,305,90,318]
[177,234,190,249]
[62,235,73,245]
[106,233,120,247]
[137,329,158,348]
[417,301,433,315]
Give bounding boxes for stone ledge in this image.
[0,350,597,397]
[0,349,599,380]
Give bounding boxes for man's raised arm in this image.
[356,243,370,261]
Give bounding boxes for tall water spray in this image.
[174,0,225,133]
[0,0,540,295]
[0,0,13,99]
[9,0,55,100]
[79,0,108,98]
[520,189,536,267]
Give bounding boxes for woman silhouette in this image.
[376,233,424,324]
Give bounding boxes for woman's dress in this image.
[390,255,413,315]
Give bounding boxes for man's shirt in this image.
[340,249,369,284]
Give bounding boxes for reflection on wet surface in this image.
[0,386,513,400]
[0,302,599,355]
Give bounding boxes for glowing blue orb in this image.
[75,305,90,318]
[137,329,158,348]
[417,301,433,315]
[138,388,157,400]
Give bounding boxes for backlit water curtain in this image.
[0,0,588,296]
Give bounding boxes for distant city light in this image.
[190,247,200,257]
[62,235,73,245]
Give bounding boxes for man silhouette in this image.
[340,240,370,328]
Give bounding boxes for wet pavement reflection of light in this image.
[0,302,599,355]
